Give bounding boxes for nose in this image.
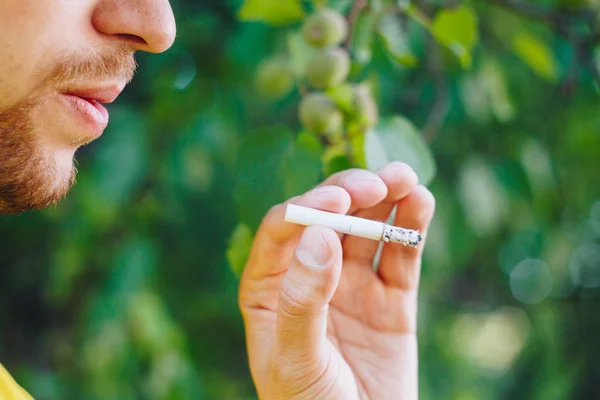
[92,0,176,53]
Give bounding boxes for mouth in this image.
[58,84,125,142]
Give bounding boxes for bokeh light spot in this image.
[510,258,553,304]
[451,307,530,373]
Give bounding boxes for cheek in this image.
[0,0,94,109]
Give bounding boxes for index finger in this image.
[243,185,351,281]
[244,169,388,281]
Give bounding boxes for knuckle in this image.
[283,195,302,206]
[237,280,252,310]
[268,353,336,399]
[259,202,293,242]
[265,202,285,222]
[268,353,307,387]
[278,278,316,318]
[268,352,328,393]
[237,278,259,315]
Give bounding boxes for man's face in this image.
[0,0,176,214]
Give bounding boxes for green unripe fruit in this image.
[299,93,343,135]
[306,48,350,89]
[302,9,348,48]
[352,85,379,129]
[255,57,295,99]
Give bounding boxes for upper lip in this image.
[62,83,126,104]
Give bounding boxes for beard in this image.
[0,47,136,214]
[0,98,76,214]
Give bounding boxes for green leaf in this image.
[283,131,324,198]
[350,133,367,169]
[234,127,293,231]
[127,291,182,352]
[351,11,378,65]
[287,32,317,79]
[378,14,418,67]
[323,154,353,177]
[364,116,436,185]
[459,58,515,123]
[431,5,478,68]
[512,31,559,82]
[238,0,304,26]
[483,59,515,122]
[226,223,254,277]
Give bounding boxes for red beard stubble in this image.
[0,47,137,214]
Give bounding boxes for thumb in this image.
[274,225,342,363]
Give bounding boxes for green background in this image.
[1,0,600,399]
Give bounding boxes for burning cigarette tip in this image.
[382,225,422,248]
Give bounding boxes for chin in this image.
[0,153,76,215]
[55,146,78,172]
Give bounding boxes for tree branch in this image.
[345,0,369,48]
[423,36,450,143]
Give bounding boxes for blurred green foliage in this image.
[1,0,600,399]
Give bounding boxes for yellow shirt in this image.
[0,363,33,400]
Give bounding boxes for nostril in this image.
[117,34,147,47]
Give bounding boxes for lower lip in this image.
[59,94,109,139]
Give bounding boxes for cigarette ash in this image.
[382,225,422,248]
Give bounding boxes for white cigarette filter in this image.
[284,204,422,248]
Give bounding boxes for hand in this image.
[239,163,436,400]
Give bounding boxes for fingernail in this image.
[296,229,332,269]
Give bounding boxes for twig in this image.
[345,0,369,48]
[561,37,581,97]
[298,82,308,97]
[423,37,449,143]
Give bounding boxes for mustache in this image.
[40,46,138,92]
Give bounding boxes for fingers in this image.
[274,225,343,362]
[318,168,388,212]
[259,186,351,245]
[244,169,388,282]
[343,163,419,263]
[243,186,350,281]
[376,163,420,203]
[377,185,436,290]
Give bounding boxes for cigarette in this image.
[284,204,422,248]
